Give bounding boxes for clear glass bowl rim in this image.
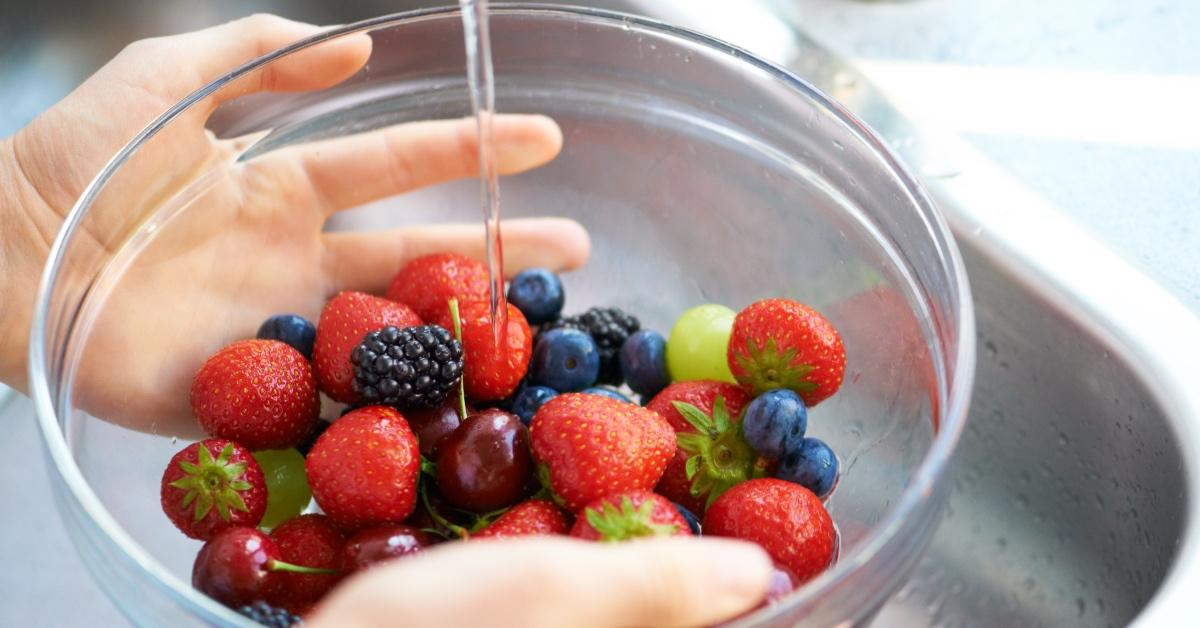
[28,4,976,625]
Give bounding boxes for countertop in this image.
[1,0,1196,625]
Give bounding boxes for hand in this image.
[308,537,773,628]
[0,15,588,436]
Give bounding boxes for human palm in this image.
[2,15,586,435]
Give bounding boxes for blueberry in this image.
[511,386,558,426]
[581,387,633,404]
[507,268,565,325]
[528,328,600,392]
[778,437,839,499]
[256,314,316,359]
[618,329,670,398]
[741,389,808,459]
[673,502,702,535]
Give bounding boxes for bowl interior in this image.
[36,7,972,626]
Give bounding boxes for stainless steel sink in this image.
[703,10,1200,627]
[5,1,1199,627]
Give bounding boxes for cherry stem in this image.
[267,560,338,575]
[420,481,469,540]
[449,297,469,421]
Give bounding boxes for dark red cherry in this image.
[435,409,533,512]
[192,527,284,608]
[405,399,466,458]
[341,525,434,572]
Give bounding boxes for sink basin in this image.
[6,1,1199,626]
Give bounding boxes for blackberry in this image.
[351,325,463,408]
[543,307,640,384]
[237,601,302,627]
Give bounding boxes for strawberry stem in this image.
[449,297,469,422]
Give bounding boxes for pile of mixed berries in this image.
[161,253,847,625]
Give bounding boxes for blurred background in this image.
[1,0,1197,625]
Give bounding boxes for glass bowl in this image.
[30,6,974,627]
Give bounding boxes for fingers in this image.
[323,218,591,295]
[115,13,371,108]
[306,537,773,628]
[241,115,563,216]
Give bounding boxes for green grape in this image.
[666,304,738,384]
[252,448,312,530]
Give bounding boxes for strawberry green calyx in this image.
[535,463,569,510]
[585,497,680,542]
[673,396,768,508]
[733,338,818,396]
[168,443,253,523]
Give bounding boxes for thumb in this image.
[307,537,773,628]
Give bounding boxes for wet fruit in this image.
[161,439,267,540]
[253,449,312,531]
[190,339,319,451]
[727,298,845,406]
[306,406,420,530]
[667,304,737,384]
[436,409,533,512]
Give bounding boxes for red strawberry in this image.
[385,253,490,322]
[306,406,420,530]
[727,299,846,406]
[647,381,761,513]
[269,514,345,613]
[431,299,532,401]
[161,439,267,540]
[530,393,675,512]
[474,499,570,539]
[190,340,319,450]
[703,478,836,584]
[312,291,422,403]
[570,490,690,541]
[646,381,751,433]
